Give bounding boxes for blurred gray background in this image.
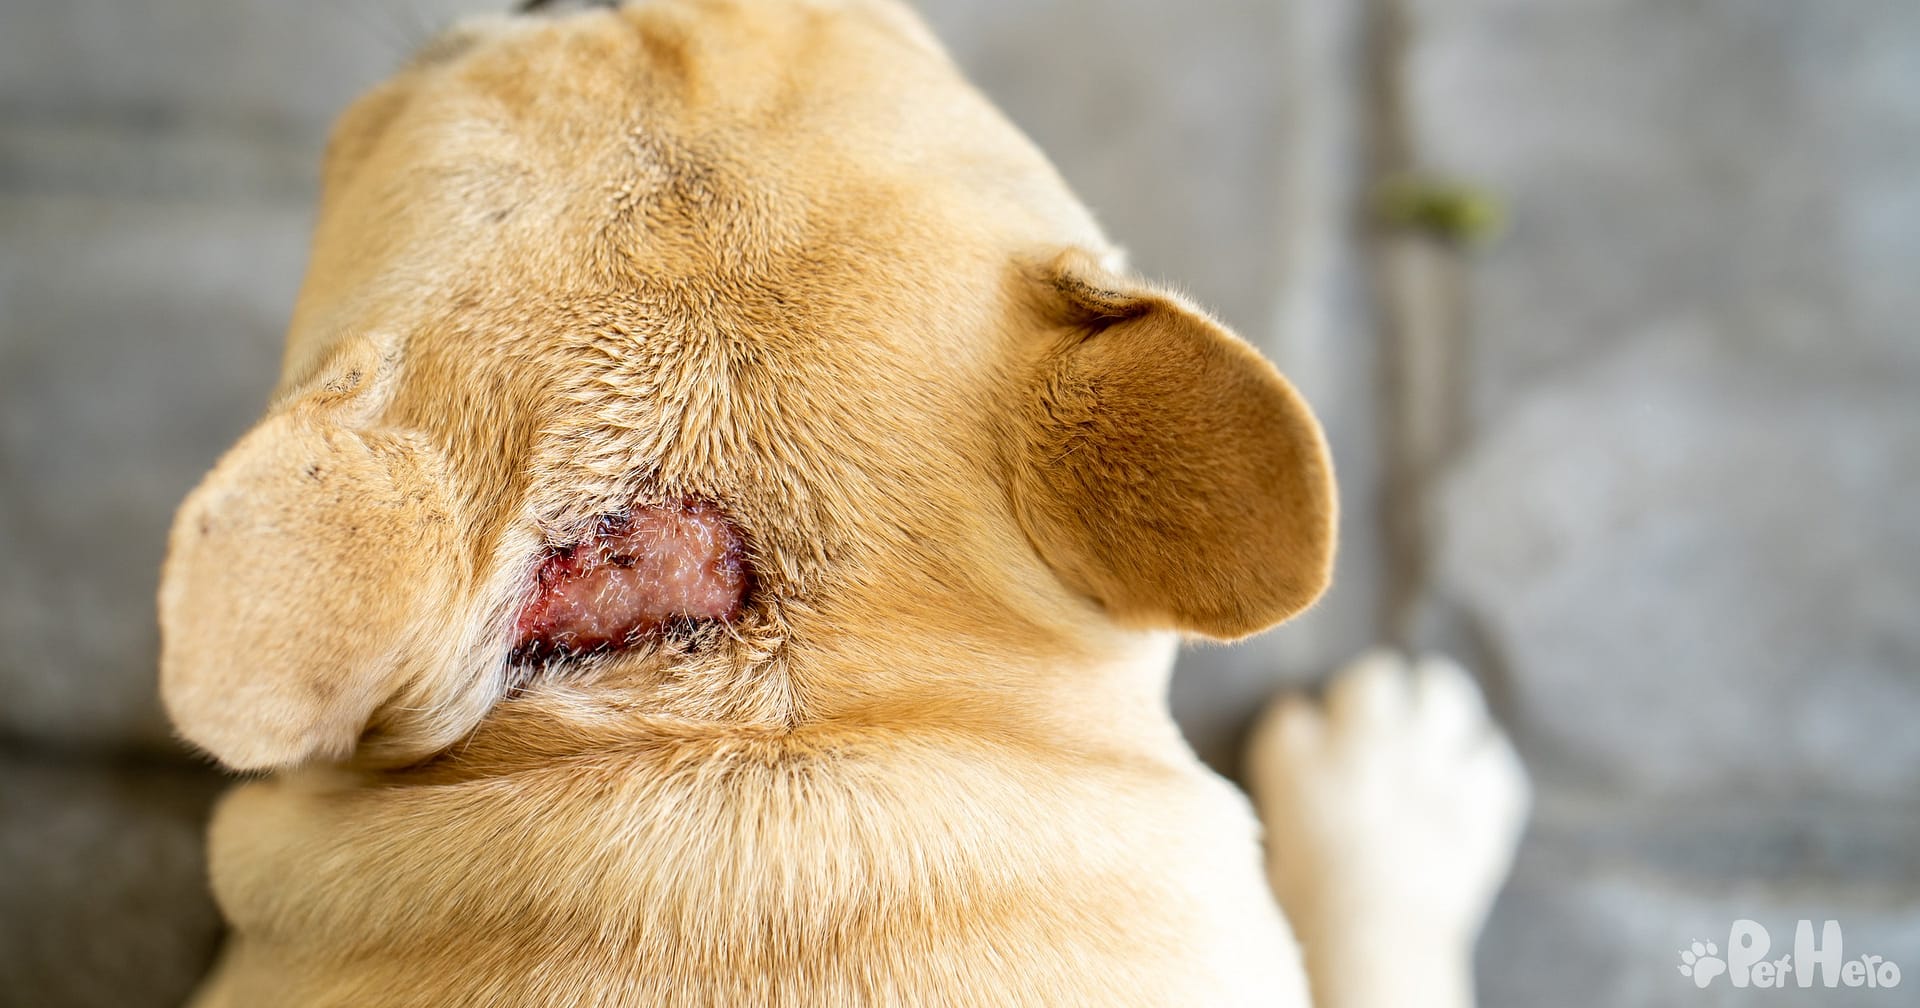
[2,0,1917,1005]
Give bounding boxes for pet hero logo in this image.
[1677,921,1902,990]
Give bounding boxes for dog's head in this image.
[158,0,1335,772]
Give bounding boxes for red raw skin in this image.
[511,503,749,660]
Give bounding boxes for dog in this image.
[158,1,1527,1004]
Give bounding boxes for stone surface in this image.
[0,0,495,135]
[1404,0,1920,409]
[0,757,225,1008]
[1408,0,1920,999]
[0,196,303,752]
[1483,797,1920,1007]
[1438,327,1920,797]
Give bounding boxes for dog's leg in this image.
[1245,650,1529,1008]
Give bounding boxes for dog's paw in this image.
[1246,649,1529,942]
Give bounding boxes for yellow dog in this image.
[160,2,1526,1004]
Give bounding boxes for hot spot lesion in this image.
[510,501,754,664]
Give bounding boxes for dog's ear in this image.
[158,350,498,772]
[1012,250,1336,639]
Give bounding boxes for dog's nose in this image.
[517,0,623,14]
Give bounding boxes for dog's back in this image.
[195,691,1303,1005]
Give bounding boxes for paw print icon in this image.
[1678,941,1727,988]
